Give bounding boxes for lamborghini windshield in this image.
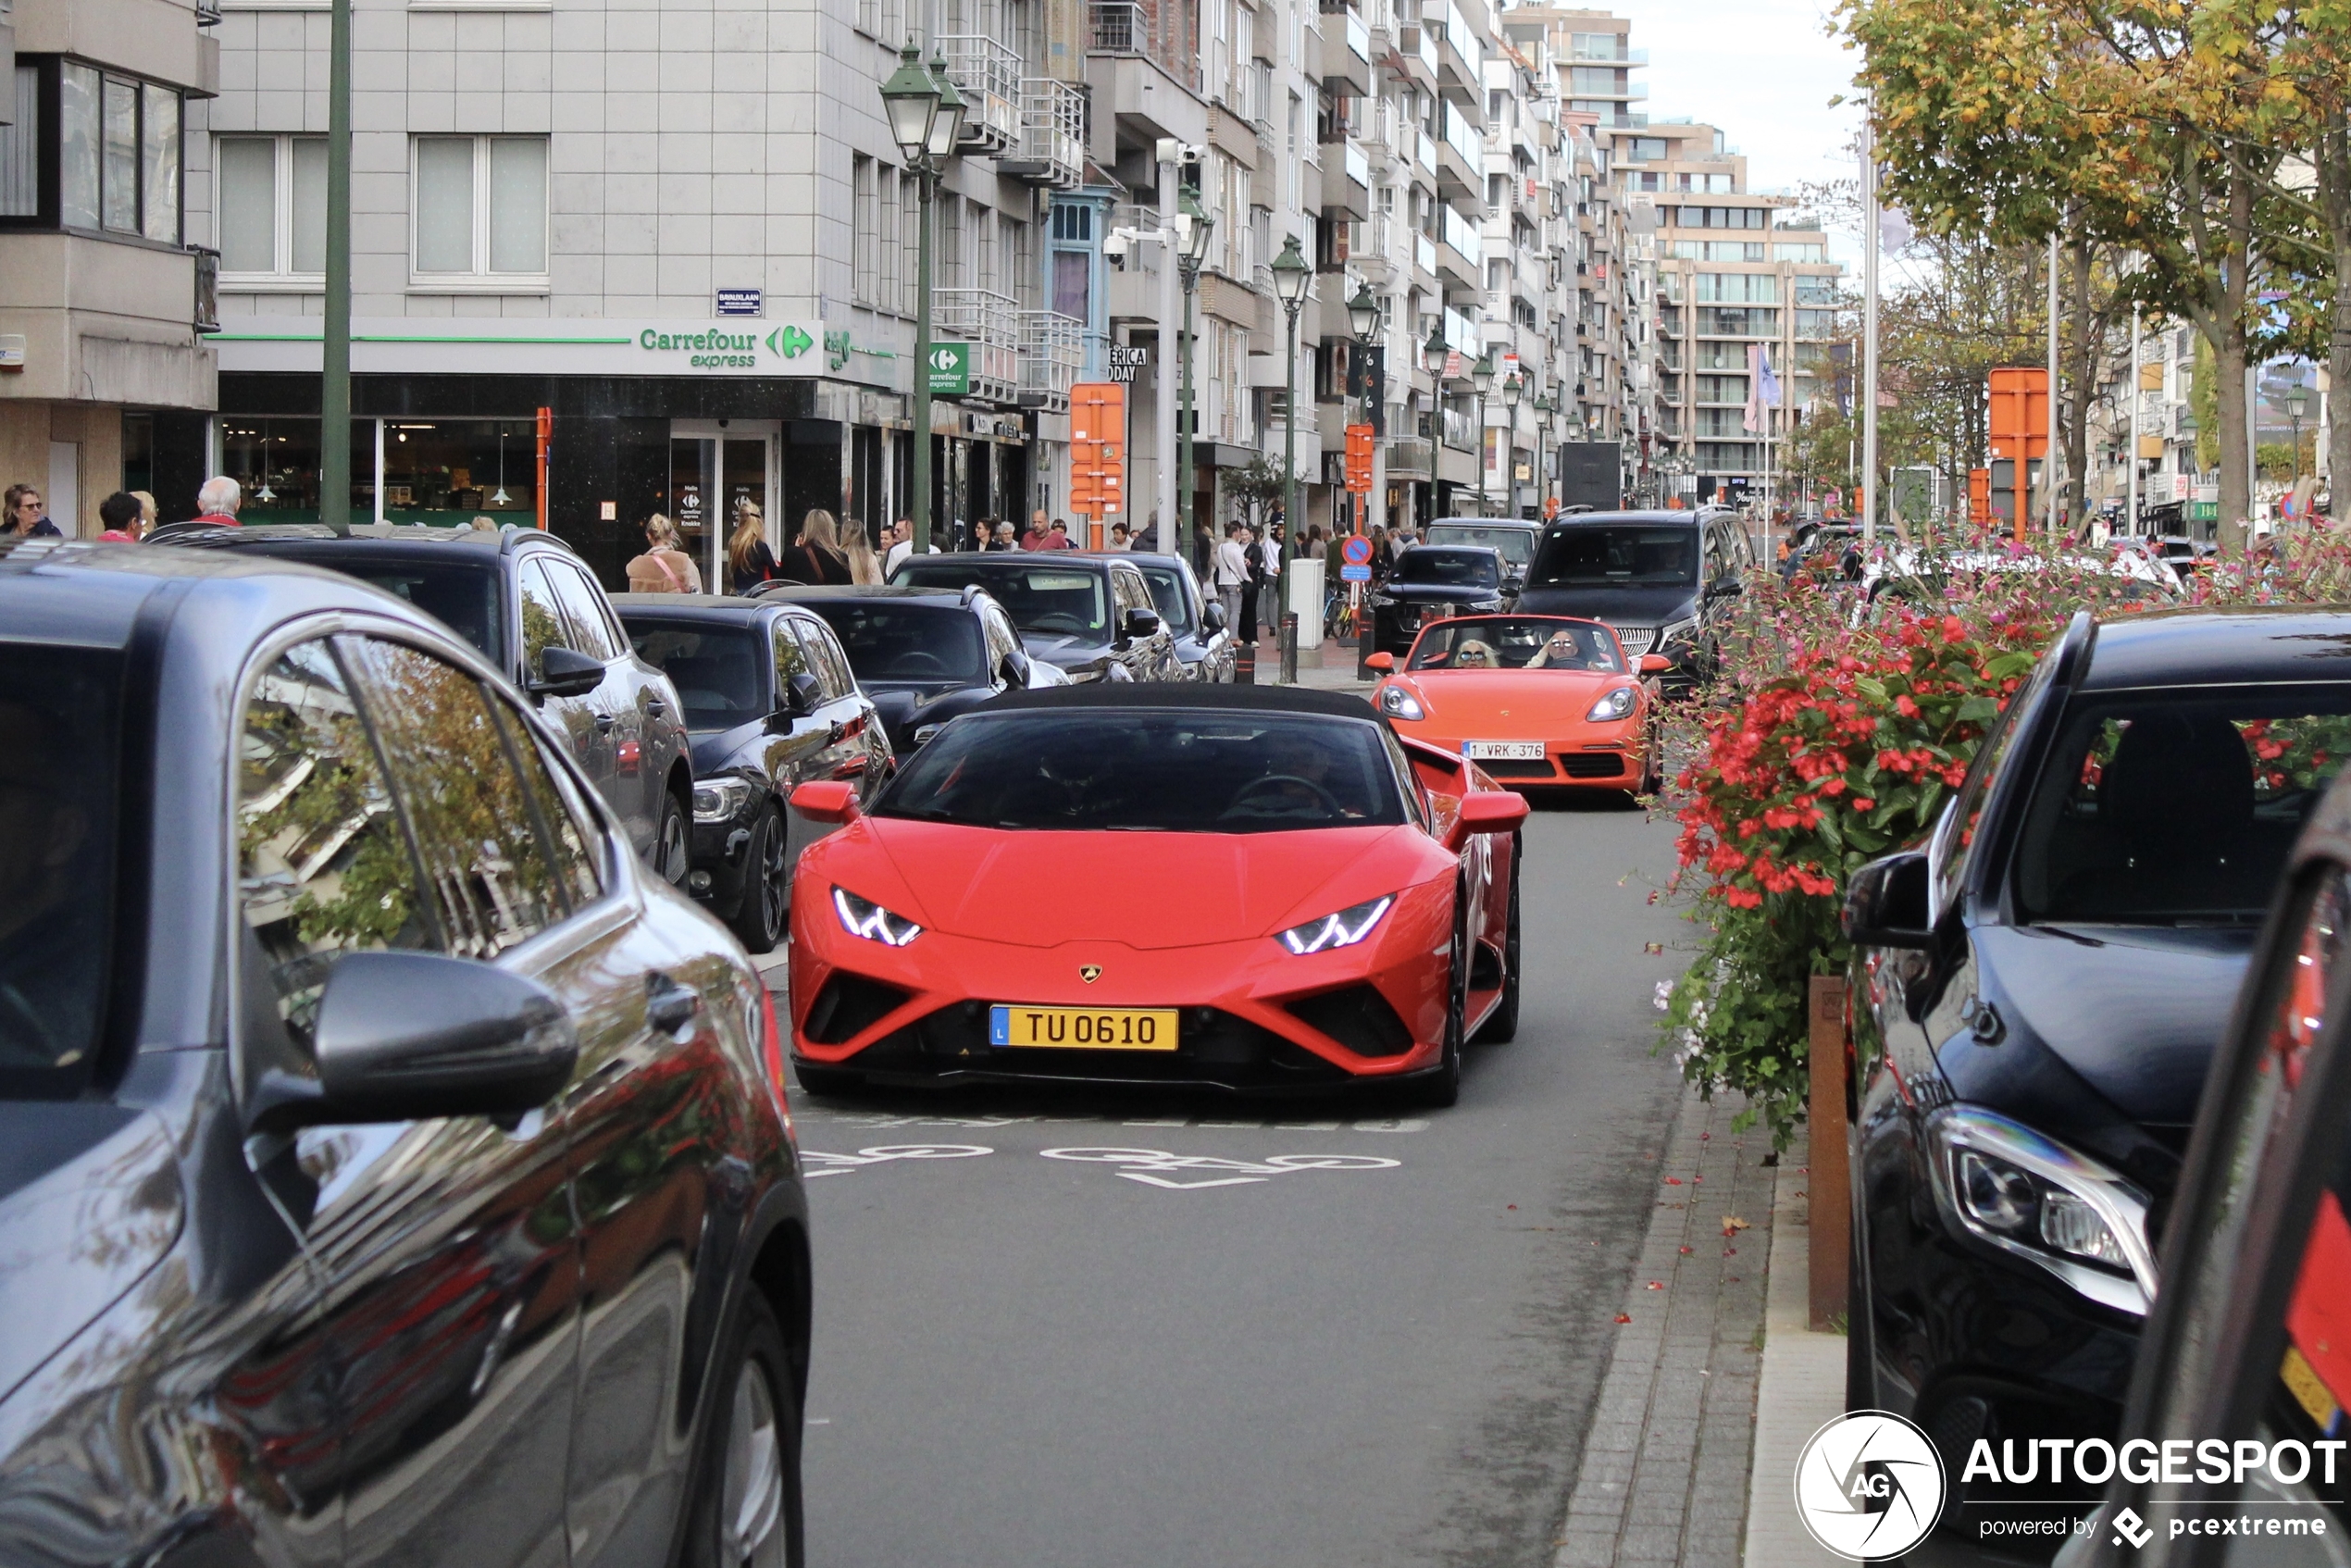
[877,710,1409,831]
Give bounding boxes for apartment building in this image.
[1643,118,1840,505]
[0,0,220,535]
[184,0,1084,580]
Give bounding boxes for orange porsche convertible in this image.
[1366,615,1669,796]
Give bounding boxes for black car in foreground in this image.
[1513,509,1749,687]
[1843,606,2351,1548]
[0,540,807,1568]
[153,522,696,883]
[2055,762,2351,1566]
[615,593,893,952]
[756,582,1068,753]
[1367,545,1510,657]
[1116,551,1236,682]
[888,550,1182,682]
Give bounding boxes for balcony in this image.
[1018,310,1085,412]
[1088,1,1207,140]
[1091,0,1151,53]
[1001,79,1086,188]
[1318,6,1373,95]
[1323,141,1370,219]
[1414,230,1438,281]
[938,35,1022,155]
[934,289,1022,405]
[1386,435,1434,477]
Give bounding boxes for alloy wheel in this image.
[660,803,690,887]
[757,818,788,938]
[721,1359,787,1566]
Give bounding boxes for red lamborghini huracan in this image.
[784,685,1527,1105]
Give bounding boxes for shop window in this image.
[218,417,375,527]
[382,420,540,524]
[218,135,328,282]
[412,135,548,286]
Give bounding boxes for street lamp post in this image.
[1532,392,1553,516]
[1271,236,1312,682]
[1470,353,1495,516]
[1347,283,1381,536]
[1175,187,1213,566]
[878,43,964,554]
[1501,372,1524,517]
[1421,322,1449,521]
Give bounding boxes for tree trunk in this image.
[2320,109,2351,518]
[2064,232,2095,534]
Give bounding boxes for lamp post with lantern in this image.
[1470,353,1496,515]
[1420,322,1450,520]
[1270,236,1312,680]
[1532,392,1554,516]
[1174,186,1213,565]
[1500,371,1524,517]
[877,43,966,552]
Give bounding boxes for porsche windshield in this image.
[877,710,1409,831]
[1530,526,1698,588]
[1407,618,1624,673]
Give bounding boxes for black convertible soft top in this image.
[977,683,1376,719]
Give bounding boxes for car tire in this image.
[792,1061,865,1099]
[655,790,691,889]
[1474,840,1522,1044]
[1415,893,1472,1107]
[728,806,789,955]
[684,1290,803,1568]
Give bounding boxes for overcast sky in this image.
[1596,0,1865,238]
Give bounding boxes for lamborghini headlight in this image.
[1276,895,1395,955]
[831,888,923,947]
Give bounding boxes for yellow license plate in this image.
[989,1004,1179,1051]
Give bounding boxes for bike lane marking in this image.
[801,1143,994,1178]
[1039,1146,1402,1189]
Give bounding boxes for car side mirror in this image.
[1121,607,1162,641]
[1000,651,1030,687]
[529,644,605,700]
[1638,653,1671,675]
[1447,789,1530,848]
[254,951,579,1133]
[1707,577,1743,600]
[1200,601,1227,633]
[790,779,862,825]
[783,670,823,716]
[1364,652,1395,672]
[1845,850,1934,947]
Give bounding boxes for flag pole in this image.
[1860,114,1880,548]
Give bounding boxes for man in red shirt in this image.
[1020,507,1052,550]
[191,476,243,527]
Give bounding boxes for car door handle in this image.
[595,714,616,735]
[646,699,669,716]
[646,973,700,1035]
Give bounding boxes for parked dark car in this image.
[753,583,1068,754]
[614,593,893,952]
[888,550,1183,682]
[1367,545,1511,657]
[1842,607,2351,1548]
[1424,518,1542,594]
[2054,762,2351,1567]
[0,539,807,1568]
[152,522,696,884]
[1116,551,1236,682]
[1513,510,1749,688]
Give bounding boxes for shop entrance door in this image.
[668,421,779,594]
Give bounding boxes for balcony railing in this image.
[1091,0,1151,54]
[1386,436,1434,476]
[938,35,1022,154]
[1002,79,1085,188]
[1018,310,1085,412]
[1440,406,1475,451]
[1414,231,1437,276]
[934,289,1022,404]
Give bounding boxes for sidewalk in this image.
[1542,1080,1848,1567]
[1250,630,1373,692]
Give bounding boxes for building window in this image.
[1775,242,1825,262]
[1696,272,1778,304]
[852,156,877,305]
[412,135,548,286]
[218,135,327,282]
[35,61,182,243]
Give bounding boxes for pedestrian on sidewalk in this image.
[191,477,243,529]
[626,514,703,593]
[727,500,778,594]
[883,516,917,575]
[1020,508,1052,550]
[841,516,884,584]
[5,484,62,539]
[96,492,146,541]
[775,509,852,585]
[1213,521,1253,643]
[1254,520,1286,641]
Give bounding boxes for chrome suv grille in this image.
[1609,624,1657,656]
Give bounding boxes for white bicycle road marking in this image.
[796,1111,1429,1134]
[801,1143,995,1177]
[1039,1147,1402,1189]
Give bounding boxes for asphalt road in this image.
[783,800,1691,1568]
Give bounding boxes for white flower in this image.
[1653,980,1673,1013]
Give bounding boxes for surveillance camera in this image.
[1104,232,1129,268]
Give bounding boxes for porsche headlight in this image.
[1584,686,1637,723]
[831,888,923,947]
[1377,685,1425,720]
[691,777,756,822]
[1276,895,1395,955]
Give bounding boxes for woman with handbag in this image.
[626,514,703,592]
[775,509,853,585]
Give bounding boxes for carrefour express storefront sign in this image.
[213,319,891,385]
